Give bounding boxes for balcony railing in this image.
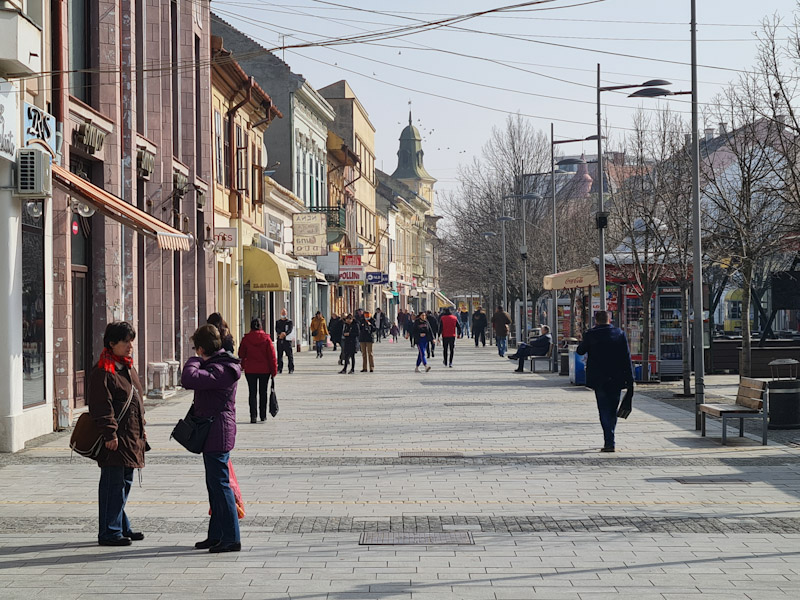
[310,205,346,229]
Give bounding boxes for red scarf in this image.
[97,348,133,374]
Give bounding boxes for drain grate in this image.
[399,451,464,458]
[444,402,492,407]
[360,532,474,545]
[675,478,750,485]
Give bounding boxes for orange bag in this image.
[208,459,245,519]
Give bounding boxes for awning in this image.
[288,267,316,278]
[243,245,291,292]
[53,164,191,251]
[315,271,327,283]
[543,266,599,290]
[382,290,394,299]
[434,291,455,308]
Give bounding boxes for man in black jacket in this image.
[576,311,634,452]
[275,309,294,374]
[359,312,377,372]
[425,310,439,358]
[339,314,360,374]
[472,307,488,347]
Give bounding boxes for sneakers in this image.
[600,447,615,453]
[348,369,354,374]
[425,365,431,372]
[415,367,420,372]
[339,368,347,374]
[448,363,453,368]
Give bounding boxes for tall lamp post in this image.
[503,193,541,342]
[549,126,600,371]
[483,231,497,347]
[497,214,514,311]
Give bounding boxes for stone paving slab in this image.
[1,340,800,598]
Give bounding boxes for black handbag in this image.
[170,406,214,454]
[269,377,279,418]
[617,386,634,419]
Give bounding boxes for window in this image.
[223,117,230,187]
[68,0,91,104]
[309,155,315,207]
[236,125,248,194]
[214,111,223,184]
[170,0,180,156]
[22,202,45,408]
[135,0,146,133]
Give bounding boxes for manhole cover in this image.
[444,402,492,407]
[399,451,464,458]
[674,478,750,484]
[359,532,474,545]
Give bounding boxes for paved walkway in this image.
[1,338,800,599]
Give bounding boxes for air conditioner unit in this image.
[15,149,52,198]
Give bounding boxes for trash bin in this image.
[560,353,569,376]
[768,359,800,430]
[569,345,586,386]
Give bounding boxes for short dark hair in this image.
[103,321,136,350]
[594,310,609,325]
[250,318,262,331]
[192,324,222,355]
[442,307,451,315]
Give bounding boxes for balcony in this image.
[0,8,42,76]
[310,205,346,229]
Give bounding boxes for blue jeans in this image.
[203,452,240,543]
[98,466,134,541]
[461,321,470,338]
[315,340,325,356]
[497,336,507,356]
[416,338,428,367]
[594,385,622,449]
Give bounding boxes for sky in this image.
[210,0,799,202]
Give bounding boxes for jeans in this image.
[245,373,270,420]
[98,466,134,541]
[277,339,294,373]
[442,337,455,365]
[474,328,486,346]
[315,340,325,357]
[203,452,240,544]
[594,385,622,449]
[497,336,507,356]
[361,342,374,370]
[460,320,470,338]
[416,338,429,367]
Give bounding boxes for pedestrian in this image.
[88,321,147,546]
[439,307,461,367]
[412,312,433,372]
[374,308,387,343]
[359,311,377,372]
[390,321,400,343]
[459,305,471,339]
[426,310,439,358]
[238,318,277,423]
[329,313,343,352]
[339,314,359,374]
[576,311,634,453]
[275,309,294,374]
[207,312,234,353]
[509,325,551,373]
[181,324,243,552]
[311,311,328,358]
[491,305,512,357]
[472,307,488,347]
[404,310,416,346]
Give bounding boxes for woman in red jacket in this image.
[238,318,278,423]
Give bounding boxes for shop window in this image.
[22,201,46,408]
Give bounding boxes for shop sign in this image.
[339,264,364,285]
[342,254,361,266]
[293,212,327,256]
[214,227,237,248]
[0,79,18,163]
[381,272,389,285]
[23,103,56,157]
[365,271,383,285]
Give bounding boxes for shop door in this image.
[72,269,89,408]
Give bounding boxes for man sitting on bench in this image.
[509,325,551,373]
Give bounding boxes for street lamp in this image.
[597,68,673,314]
[483,231,498,346]
[549,127,600,371]
[503,192,542,342]
[496,214,514,311]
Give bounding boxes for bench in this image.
[699,377,768,445]
[528,344,554,373]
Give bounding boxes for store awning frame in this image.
[434,290,455,308]
[53,164,192,251]
[543,266,599,291]
[243,245,291,292]
[288,266,316,278]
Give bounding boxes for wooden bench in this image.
[528,344,554,373]
[699,377,768,445]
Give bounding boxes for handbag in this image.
[617,386,634,419]
[170,406,214,454]
[70,385,134,460]
[269,376,279,417]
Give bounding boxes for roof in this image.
[391,111,435,182]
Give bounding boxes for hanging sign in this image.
[23,102,56,157]
[293,212,327,256]
[0,79,18,163]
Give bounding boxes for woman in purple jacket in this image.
[181,324,243,553]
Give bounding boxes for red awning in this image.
[53,164,192,251]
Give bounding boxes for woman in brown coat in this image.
[88,321,147,546]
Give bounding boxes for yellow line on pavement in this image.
[25,446,789,453]
[0,499,798,506]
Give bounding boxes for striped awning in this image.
[53,164,192,251]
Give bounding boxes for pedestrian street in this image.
[1,338,800,599]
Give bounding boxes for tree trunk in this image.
[740,259,753,377]
[641,289,653,383]
[681,283,691,396]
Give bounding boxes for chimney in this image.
[718,122,727,135]
[704,128,715,142]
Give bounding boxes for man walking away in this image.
[509,326,551,373]
[329,314,343,353]
[472,307,487,347]
[426,310,439,358]
[576,311,634,453]
[459,306,471,339]
[339,314,359,374]
[439,307,461,367]
[359,312,377,372]
[491,305,512,357]
[275,309,294,374]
